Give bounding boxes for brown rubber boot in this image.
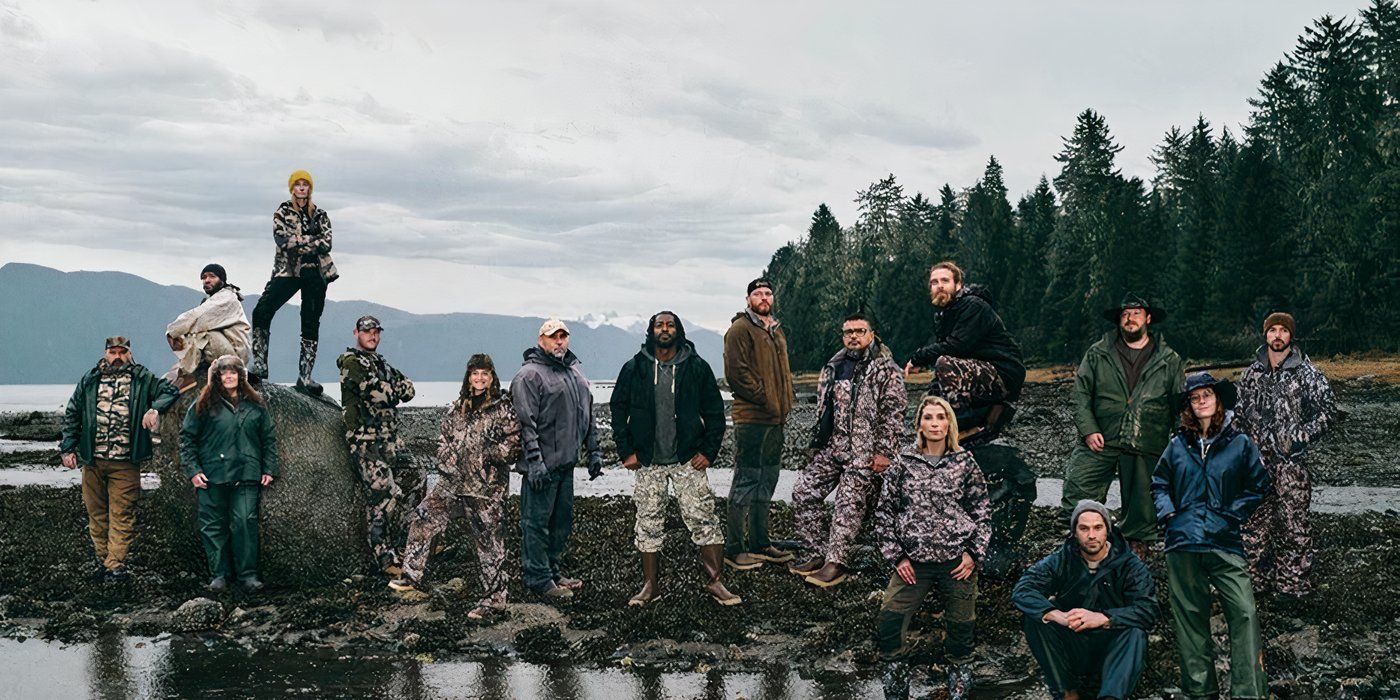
[628,551,662,607]
[803,561,848,588]
[699,544,742,606]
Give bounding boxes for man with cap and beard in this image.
[1062,293,1184,561]
[249,169,338,396]
[723,278,797,570]
[513,318,605,602]
[1014,500,1157,700]
[337,315,418,579]
[611,311,741,606]
[164,264,251,392]
[1236,312,1336,598]
[60,336,181,582]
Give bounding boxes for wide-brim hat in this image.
[1178,371,1237,412]
[1103,292,1167,323]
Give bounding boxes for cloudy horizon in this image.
[0,0,1364,330]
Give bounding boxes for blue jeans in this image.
[520,468,575,592]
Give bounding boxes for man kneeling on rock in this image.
[1013,500,1157,700]
[611,311,740,607]
[164,264,251,393]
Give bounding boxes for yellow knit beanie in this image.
[288,170,313,193]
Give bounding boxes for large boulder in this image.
[144,381,368,586]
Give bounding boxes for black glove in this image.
[527,461,549,490]
[587,457,604,481]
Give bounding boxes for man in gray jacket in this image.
[512,318,604,601]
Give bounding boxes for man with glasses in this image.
[789,314,907,587]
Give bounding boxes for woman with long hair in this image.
[390,354,521,621]
[872,395,991,700]
[179,354,277,592]
[1152,372,1272,699]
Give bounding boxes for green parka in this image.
[60,363,180,465]
[179,397,279,484]
[1072,331,1184,457]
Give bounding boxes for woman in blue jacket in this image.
[1151,372,1271,699]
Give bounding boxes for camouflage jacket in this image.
[1235,345,1336,457]
[435,392,522,499]
[338,348,415,442]
[271,200,339,283]
[811,343,908,464]
[875,447,992,564]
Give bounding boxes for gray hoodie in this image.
[511,347,601,473]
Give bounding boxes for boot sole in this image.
[788,563,823,576]
[627,594,662,607]
[803,573,848,588]
[724,559,763,571]
[750,553,794,564]
[710,594,742,606]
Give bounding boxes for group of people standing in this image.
[55,172,1338,699]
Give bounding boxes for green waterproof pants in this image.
[1166,550,1268,699]
[1061,444,1158,541]
[198,484,262,582]
[725,423,784,557]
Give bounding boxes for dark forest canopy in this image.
[763,3,1400,371]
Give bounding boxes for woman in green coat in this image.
[180,355,278,592]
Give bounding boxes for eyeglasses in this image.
[1188,392,1215,404]
[841,328,871,337]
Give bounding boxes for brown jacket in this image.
[724,310,795,425]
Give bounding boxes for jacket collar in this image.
[1252,343,1303,372]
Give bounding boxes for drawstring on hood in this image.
[642,310,693,392]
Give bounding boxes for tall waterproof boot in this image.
[628,551,662,606]
[699,544,742,606]
[295,337,323,396]
[248,328,270,384]
[881,660,911,700]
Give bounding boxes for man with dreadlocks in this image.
[164,263,250,392]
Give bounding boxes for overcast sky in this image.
[0,0,1366,330]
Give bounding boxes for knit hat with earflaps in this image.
[288,170,313,193]
[207,354,248,384]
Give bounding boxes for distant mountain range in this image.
[0,263,724,384]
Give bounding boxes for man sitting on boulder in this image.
[165,264,250,392]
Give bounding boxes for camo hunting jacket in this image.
[435,392,523,499]
[875,447,991,564]
[271,200,338,282]
[338,348,415,442]
[812,343,908,463]
[1235,345,1336,457]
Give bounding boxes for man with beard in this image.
[612,311,741,606]
[60,337,181,582]
[164,264,251,392]
[723,279,796,569]
[1236,312,1336,598]
[789,313,906,588]
[337,316,418,579]
[1062,294,1183,560]
[905,261,1024,441]
[513,318,604,601]
[1014,500,1157,700]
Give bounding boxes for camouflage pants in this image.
[633,462,724,552]
[401,483,508,608]
[1243,451,1312,596]
[792,451,878,566]
[348,438,426,571]
[932,356,1007,411]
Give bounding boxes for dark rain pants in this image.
[198,483,262,581]
[1022,615,1147,699]
[724,423,784,557]
[252,271,326,341]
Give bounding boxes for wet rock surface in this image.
[173,597,223,631]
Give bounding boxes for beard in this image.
[1268,339,1291,352]
[931,289,953,307]
[1120,326,1145,343]
[547,345,568,359]
[655,334,677,349]
[1078,539,1104,556]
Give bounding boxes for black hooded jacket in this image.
[909,284,1026,401]
[610,312,726,466]
[1012,528,1158,631]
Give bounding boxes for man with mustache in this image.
[1235,312,1336,598]
[1062,293,1183,561]
[164,264,251,392]
[905,261,1025,442]
[60,337,181,582]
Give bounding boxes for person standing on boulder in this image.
[249,170,338,395]
[512,318,604,602]
[337,315,418,579]
[60,336,181,582]
[1062,293,1184,561]
[164,264,250,393]
[905,261,1024,442]
[1152,373,1271,699]
[722,278,796,570]
[1014,500,1157,700]
[1236,312,1336,598]
[789,313,907,588]
[611,311,740,607]
[391,354,521,620]
[179,355,277,593]
[873,395,990,700]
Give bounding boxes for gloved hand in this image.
[527,461,549,490]
[587,456,604,481]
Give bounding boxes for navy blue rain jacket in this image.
[1151,414,1272,557]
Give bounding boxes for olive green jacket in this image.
[179,398,279,484]
[1073,331,1184,457]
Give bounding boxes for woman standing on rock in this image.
[873,395,991,700]
[390,354,522,621]
[179,355,278,593]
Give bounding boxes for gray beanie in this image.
[1071,499,1114,533]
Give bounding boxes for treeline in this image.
[764,4,1400,371]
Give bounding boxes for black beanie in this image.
[747,278,772,295]
[201,264,228,284]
